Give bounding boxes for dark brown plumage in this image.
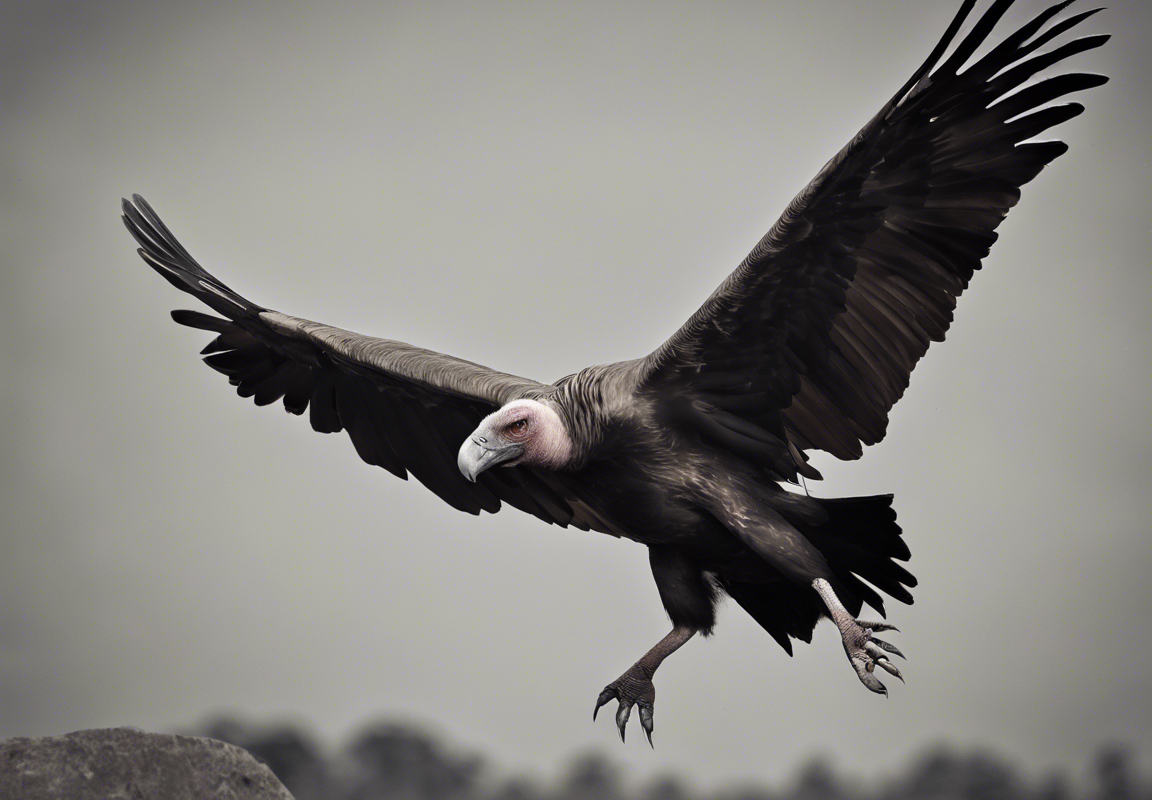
[124,0,1107,744]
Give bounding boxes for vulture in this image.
[123,0,1107,745]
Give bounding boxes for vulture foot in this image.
[592,626,695,746]
[593,668,655,746]
[839,618,905,696]
[812,578,905,696]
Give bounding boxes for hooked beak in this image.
[457,437,523,482]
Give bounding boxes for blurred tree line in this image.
[192,718,1148,800]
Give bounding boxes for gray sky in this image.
[2,0,1149,791]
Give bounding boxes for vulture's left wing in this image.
[123,195,592,529]
[638,0,1108,463]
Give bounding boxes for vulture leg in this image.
[593,626,694,746]
[593,547,713,745]
[813,577,905,695]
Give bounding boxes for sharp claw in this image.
[871,638,905,659]
[857,620,899,633]
[876,658,905,683]
[865,641,907,667]
[854,659,888,695]
[593,688,615,721]
[615,702,631,743]
[638,701,654,748]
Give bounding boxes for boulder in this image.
[0,727,295,799]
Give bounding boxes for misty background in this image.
[2,0,1148,793]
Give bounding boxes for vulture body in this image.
[124,0,1107,744]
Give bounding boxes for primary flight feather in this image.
[124,0,1107,745]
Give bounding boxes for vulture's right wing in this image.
[637,0,1107,466]
[123,195,591,529]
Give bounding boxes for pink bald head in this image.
[457,399,575,482]
[482,399,574,469]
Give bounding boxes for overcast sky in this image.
[2,0,1149,791]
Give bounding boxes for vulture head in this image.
[457,399,573,481]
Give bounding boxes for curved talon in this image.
[638,700,654,748]
[593,687,616,721]
[856,619,899,633]
[870,638,905,659]
[863,642,905,684]
[875,657,905,682]
[615,703,631,742]
[856,662,887,695]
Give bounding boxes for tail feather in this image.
[721,580,823,657]
[720,493,915,655]
[801,494,916,615]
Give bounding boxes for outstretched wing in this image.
[123,195,591,528]
[639,0,1108,463]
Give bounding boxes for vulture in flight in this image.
[124,0,1107,745]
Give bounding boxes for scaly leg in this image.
[593,626,695,746]
[813,578,905,695]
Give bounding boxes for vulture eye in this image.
[508,419,529,436]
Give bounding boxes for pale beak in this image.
[457,437,523,482]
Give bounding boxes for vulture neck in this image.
[548,359,648,469]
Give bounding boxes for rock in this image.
[0,727,295,799]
